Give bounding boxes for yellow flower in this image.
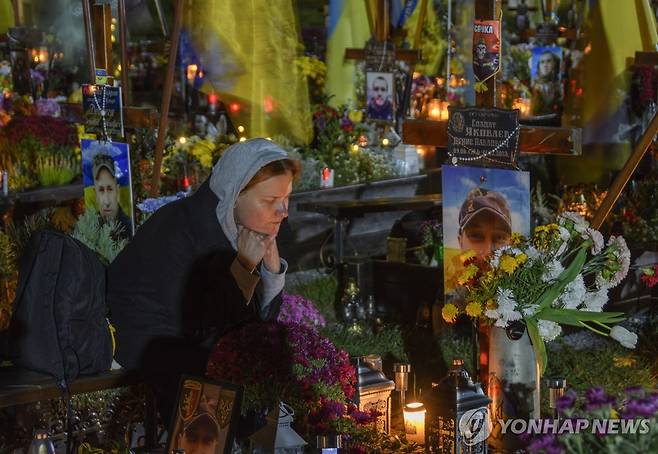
[613,355,636,368]
[442,303,459,323]
[457,264,478,285]
[511,232,524,246]
[348,110,363,123]
[610,408,619,419]
[485,298,496,310]
[516,253,528,265]
[481,271,495,285]
[459,250,476,263]
[499,255,518,275]
[465,301,483,317]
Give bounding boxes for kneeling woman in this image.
[107,139,299,417]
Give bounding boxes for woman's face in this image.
[459,211,511,258]
[234,172,293,236]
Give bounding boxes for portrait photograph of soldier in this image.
[366,71,395,122]
[442,165,530,301]
[167,377,242,454]
[81,139,134,238]
[530,46,564,117]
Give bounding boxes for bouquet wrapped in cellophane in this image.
[443,212,634,374]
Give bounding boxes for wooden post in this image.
[11,0,21,26]
[591,112,658,230]
[118,0,131,106]
[374,0,388,42]
[150,0,184,197]
[81,0,96,83]
[474,0,501,107]
[92,3,113,74]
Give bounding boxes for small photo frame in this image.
[529,46,563,117]
[81,139,134,238]
[166,376,243,454]
[366,71,395,122]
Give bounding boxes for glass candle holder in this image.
[403,402,426,445]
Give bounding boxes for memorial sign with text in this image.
[446,106,520,168]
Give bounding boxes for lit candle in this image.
[439,101,450,121]
[512,98,531,118]
[427,99,441,120]
[404,402,426,445]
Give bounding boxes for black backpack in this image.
[9,230,113,385]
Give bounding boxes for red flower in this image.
[641,264,658,288]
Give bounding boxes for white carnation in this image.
[560,211,589,233]
[543,260,564,283]
[584,287,608,312]
[583,227,605,255]
[538,319,562,342]
[522,304,540,317]
[555,274,586,309]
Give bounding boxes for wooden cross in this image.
[57,1,158,130]
[344,0,422,64]
[75,0,183,197]
[402,0,582,156]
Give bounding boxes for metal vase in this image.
[484,324,540,452]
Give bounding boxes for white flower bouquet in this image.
[442,212,633,374]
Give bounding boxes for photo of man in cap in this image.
[458,188,512,259]
[92,153,133,238]
[177,410,221,454]
[441,165,530,298]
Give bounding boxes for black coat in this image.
[107,180,283,370]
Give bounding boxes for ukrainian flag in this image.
[190,0,312,144]
[558,0,658,182]
[0,2,13,35]
[325,0,372,107]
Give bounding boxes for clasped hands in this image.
[236,225,280,274]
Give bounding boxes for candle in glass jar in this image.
[427,99,441,120]
[512,98,531,118]
[403,402,426,445]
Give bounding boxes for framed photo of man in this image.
[366,71,395,122]
[166,376,243,454]
[442,165,530,301]
[81,139,134,238]
[529,46,563,117]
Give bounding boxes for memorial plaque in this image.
[446,106,520,168]
[365,40,396,71]
[82,84,124,140]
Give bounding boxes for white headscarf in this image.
[209,138,289,250]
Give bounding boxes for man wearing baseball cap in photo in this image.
[458,188,512,258]
[177,411,221,454]
[92,153,132,238]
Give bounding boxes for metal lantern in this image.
[425,359,492,453]
[27,430,55,454]
[352,355,395,433]
[249,402,307,454]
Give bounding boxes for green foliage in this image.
[35,154,78,186]
[434,331,477,377]
[320,324,408,362]
[347,430,424,453]
[6,210,53,260]
[617,176,658,249]
[71,209,128,265]
[532,181,560,225]
[545,337,656,398]
[288,274,338,324]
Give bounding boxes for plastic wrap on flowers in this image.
[206,321,380,438]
